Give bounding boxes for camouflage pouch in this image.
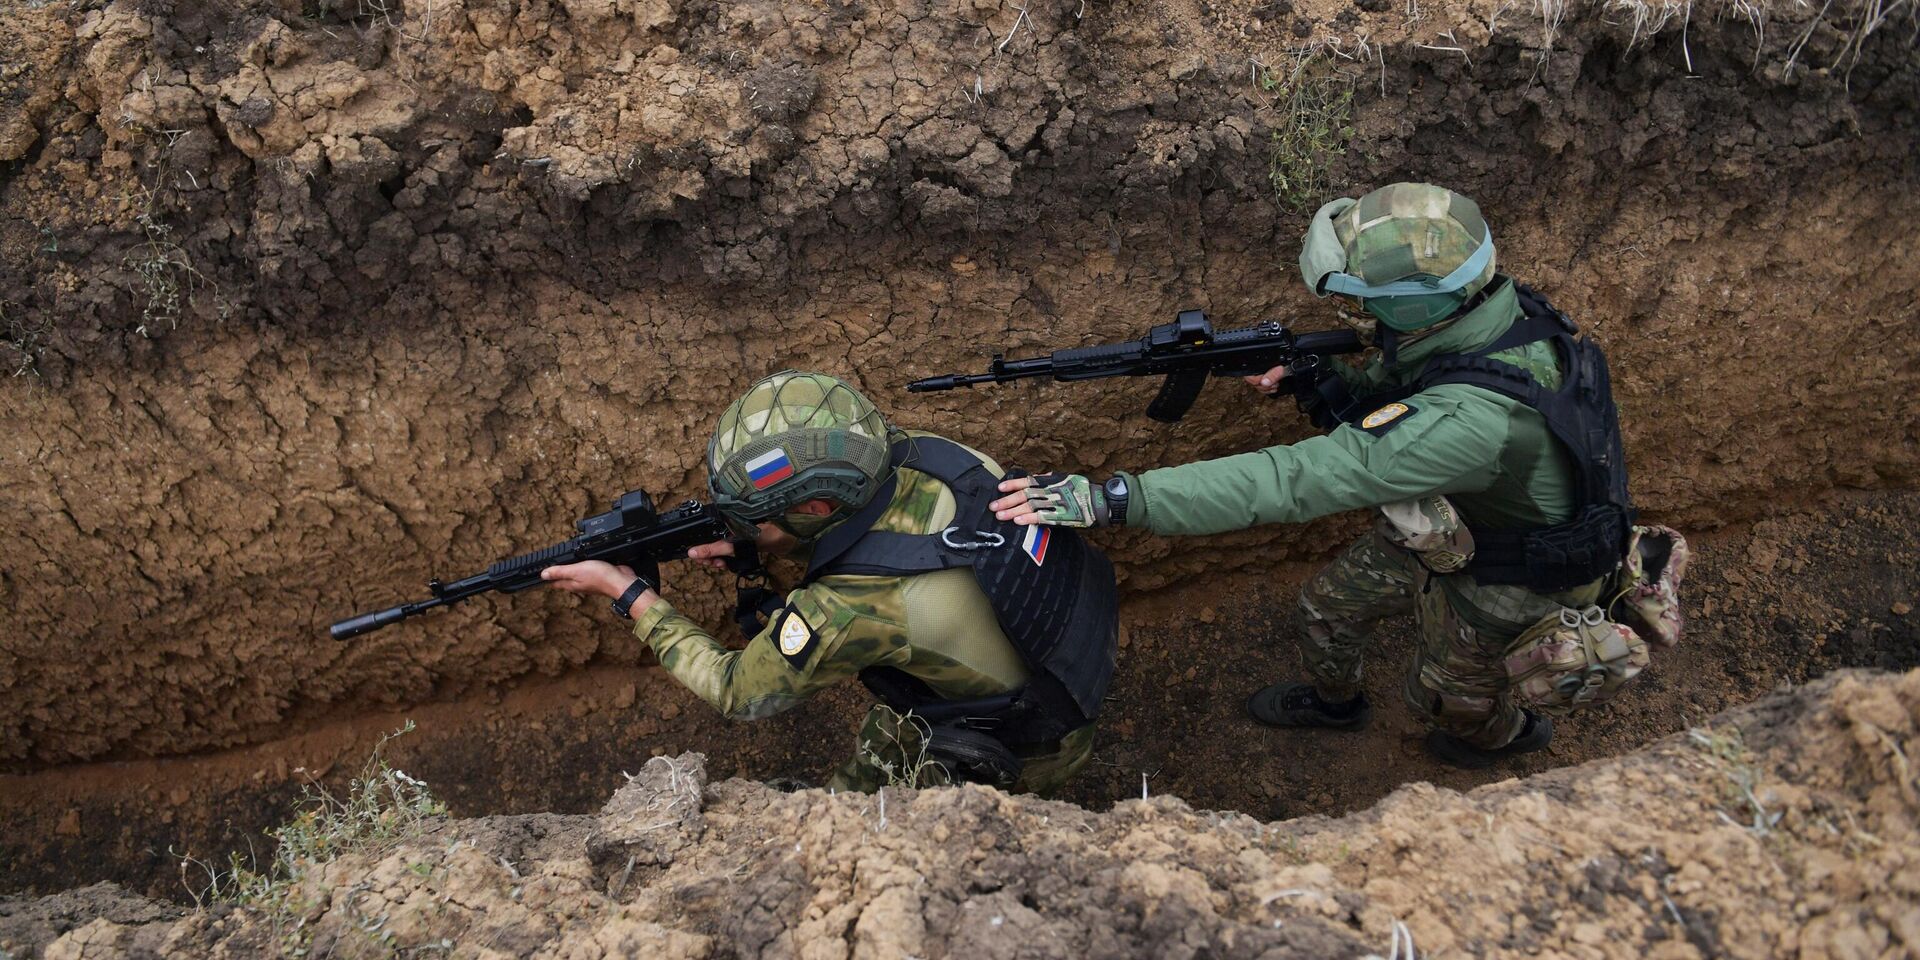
[1503,605,1650,714]
[1608,524,1690,649]
[1501,525,1685,714]
[1377,495,1474,573]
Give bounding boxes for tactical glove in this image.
[1021,472,1107,527]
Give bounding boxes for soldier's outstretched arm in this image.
[631,580,906,721]
[994,385,1510,536]
[1133,386,1511,534]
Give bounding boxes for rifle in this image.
[330,492,770,641]
[908,310,1367,425]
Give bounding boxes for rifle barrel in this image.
[907,373,985,392]
[331,600,435,640]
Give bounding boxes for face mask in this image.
[776,511,841,542]
[1363,290,1472,331]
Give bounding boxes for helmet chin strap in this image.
[1376,308,1472,367]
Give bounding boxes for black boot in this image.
[1424,711,1554,769]
[1246,682,1372,731]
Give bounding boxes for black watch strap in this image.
[1103,475,1131,526]
[611,575,658,620]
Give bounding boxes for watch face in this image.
[1105,477,1129,498]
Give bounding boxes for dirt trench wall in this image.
[1,0,1917,769]
[8,669,1919,959]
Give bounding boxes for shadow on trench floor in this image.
[3,490,1916,900]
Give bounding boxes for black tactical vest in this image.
[1352,281,1636,592]
[801,436,1119,744]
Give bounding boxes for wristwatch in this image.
[611,575,658,620]
[1102,475,1131,526]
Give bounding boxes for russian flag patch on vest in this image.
[744,447,796,489]
[1022,524,1051,566]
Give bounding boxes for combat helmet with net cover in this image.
[708,371,895,537]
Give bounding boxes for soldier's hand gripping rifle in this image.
[908,310,1366,426]
[330,492,770,641]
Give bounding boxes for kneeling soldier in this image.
[543,371,1118,794]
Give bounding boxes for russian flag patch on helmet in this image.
[1022,524,1051,566]
[744,447,796,490]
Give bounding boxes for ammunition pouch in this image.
[1502,604,1650,714]
[1463,502,1631,593]
[1501,523,1688,715]
[1377,495,1475,574]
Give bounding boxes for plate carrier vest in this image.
[801,436,1119,746]
[1348,280,1636,593]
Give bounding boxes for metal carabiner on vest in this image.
[940,527,1007,551]
[1559,605,1607,629]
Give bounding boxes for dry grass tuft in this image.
[177,722,445,955]
[1257,47,1356,214]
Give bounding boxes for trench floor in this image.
[3,490,1916,899]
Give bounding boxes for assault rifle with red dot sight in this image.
[329,493,769,641]
[907,310,1366,426]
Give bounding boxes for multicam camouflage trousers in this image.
[1300,528,1605,749]
[826,704,1095,797]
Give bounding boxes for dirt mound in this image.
[5,667,1916,959]
[2,0,1917,774]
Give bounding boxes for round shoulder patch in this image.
[778,612,814,656]
[1361,402,1411,429]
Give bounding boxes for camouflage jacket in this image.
[1127,280,1579,536]
[631,434,1030,720]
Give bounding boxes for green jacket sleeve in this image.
[1133,385,1511,535]
[631,578,910,721]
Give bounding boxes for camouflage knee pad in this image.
[1402,663,1523,747]
[1403,664,1500,724]
[1376,495,1474,573]
[832,705,956,792]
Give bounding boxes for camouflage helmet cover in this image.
[1298,182,1499,331]
[708,371,894,526]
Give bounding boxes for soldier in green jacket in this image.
[542,372,1118,794]
[991,183,1642,769]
